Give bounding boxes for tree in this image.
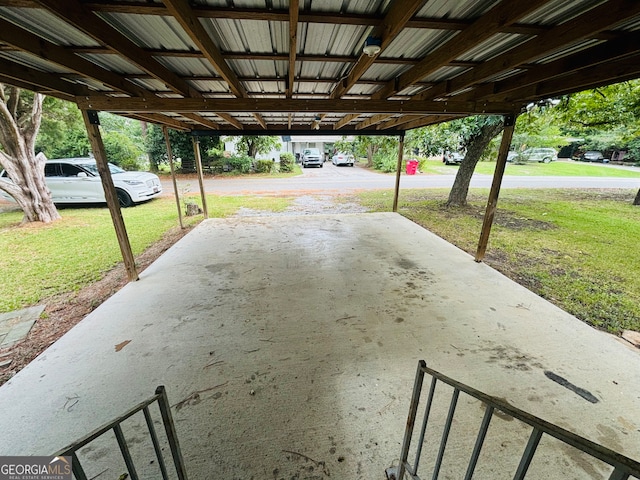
[446,116,505,207]
[146,125,221,172]
[231,136,281,158]
[334,136,397,168]
[0,85,60,223]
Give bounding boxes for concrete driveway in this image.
[161,161,640,195]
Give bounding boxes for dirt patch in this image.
[0,225,193,386]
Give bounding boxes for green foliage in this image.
[102,130,143,170]
[254,159,274,173]
[205,154,252,174]
[279,152,294,172]
[372,151,398,172]
[333,136,398,168]
[146,126,221,172]
[229,136,281,158]
[36,98,89,158]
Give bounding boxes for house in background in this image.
[224,135,355,163]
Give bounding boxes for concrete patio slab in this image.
[0,213,638,479]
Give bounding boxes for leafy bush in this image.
[226,155,252,173]
[372,152,398,172]
[279,152,294,172]
[254,159,274,173]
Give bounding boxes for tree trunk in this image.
[446,120,505,207]
[0,86,60,223]
[634,188,640,205]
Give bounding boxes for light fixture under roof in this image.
[363,36,382,57]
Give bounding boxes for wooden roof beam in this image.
[181,113,221,130]
[124,113,192,131]
[393,114,464,131]
[0,18,147,98]
[420,0,640,102]
[496,54,640,103]
[373,0,553,100]
[458,30,640,103]
[287,0,299,98]
[36,0,199,98]
[75,96,522,115]
[330,0,426,100]
[162,0,248,99]
[0,58,90,97]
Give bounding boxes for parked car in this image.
[0,158,162,207]
[301,148,323,168]
[506,151,519,162]
[578,151,609,163]
[516,147,557,163]
[442,152,464,165]
[331,152,355,167]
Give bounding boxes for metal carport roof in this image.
[0,0,638,133]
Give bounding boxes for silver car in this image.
[331,152,355,167]
[0,158,162,207]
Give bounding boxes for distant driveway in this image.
[161,161,640,195]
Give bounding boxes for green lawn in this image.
[358,188,640,333]
[0,195,293,313]
[420,158,640,177]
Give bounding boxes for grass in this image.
[0,194,293,313]
[358,188,640,333]
[419,158,640,177]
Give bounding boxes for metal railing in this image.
[386,361,640,480]
[54,386,188,480]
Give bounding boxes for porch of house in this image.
[0,212,638,479]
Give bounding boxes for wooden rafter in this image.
[0,58,90,97]
[287,0,299,98]
[162,0,247,99]
[181,113,220,130]
[372,0,553,100]
[330,0,426,100]
[0,18,147,98]
[75,96,521,115]
[458,30,640,103]
[124,113,192,131]
[36,0,198,97]
[418,0,640,102]
[497,54,640,104]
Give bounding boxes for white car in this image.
[331,152,355,167]
[0,158,162,207]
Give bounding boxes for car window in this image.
[60,163,86,177]
[79,162,125,175]
[44,163,61,177]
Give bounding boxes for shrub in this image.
[226,155,252,173]
[373,152,398,172]
[254,159,274,173]
[279,152,294,172]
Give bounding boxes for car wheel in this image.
[542,157,551,163]
[116,188,133,208]
[320,163,323,168]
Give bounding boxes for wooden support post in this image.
[475,114,517,263]
[192,137,209,219]
[81,109,138,281]
[392,133,406,212]
[162,126,184,229]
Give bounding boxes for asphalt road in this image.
[161,161,640,195]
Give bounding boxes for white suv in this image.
[0,158,162,207]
